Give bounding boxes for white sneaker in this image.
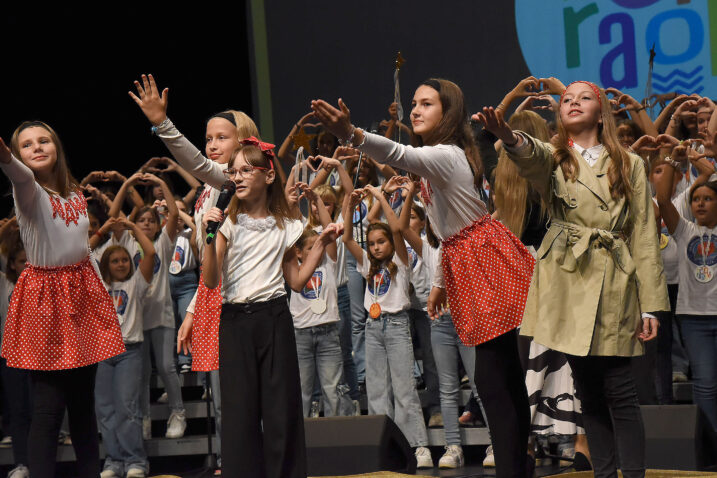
[99,470,120,478]
[142,416,152,440]
[352,400,361,416]
[415,446,434,469]
[166,410,187,438]
[125,468,146,478]
[156,391,168,404]
[309,401,320,418]
[7,465,29,478]
[0,436,12,447]
[483,444,496,467]
[438,445,464,469]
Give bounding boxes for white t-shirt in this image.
[314,220,348,287]
[289,254,339,328]
[351,198,373,245]
[219,214,303,303]
[0,273,15,347]
[170,228,198,275]
[406,241,430,310]
[672,218,717,315]
[105,271,150,344]
[660,234,679,285]
[673,173,717,223]
[356,250,411,314]
[91,234,114,268]
[0,155,92,267]
[117,227,175,330]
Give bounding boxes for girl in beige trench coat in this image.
[475,79,669,478]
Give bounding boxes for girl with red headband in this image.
[476,79,669,478]
[312,79,536,477]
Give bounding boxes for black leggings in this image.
[29,364,100,478]
[474,328,530,478]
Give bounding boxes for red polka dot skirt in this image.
[442,215,535,347]
[1,257,125,370]
[190,269,222,371]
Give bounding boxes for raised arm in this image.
[108,173,143,219]
[144,173,179,241]
[277,113,317,164]
[392,178,423,256]
[341,189,366,265]
[283,223,343,292]
[301,184,338,261]
[366,185,408,267]
[654,159,680,234]
[129,74,225,189]
[309,148,359,189]
[106,171,144,211]
[121,217,157,283]
[0,139,38,215]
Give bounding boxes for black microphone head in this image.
[221,180,237,194]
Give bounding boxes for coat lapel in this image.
[575,148,610,205]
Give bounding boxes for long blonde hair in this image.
[553,84,633,201]
[494,111,549,237]
[308,184,339,228]
[10,121,79,199]
[210,110,260,140]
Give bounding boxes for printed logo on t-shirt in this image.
[686,234,717,266]
[173,246,185,265]
[133,252,161,274]
[389,191,403,211]
[111,290,129,315]
[406,246,419,269]
[301,271,323,300]
[353,201,368,225]
[367,269,391,296]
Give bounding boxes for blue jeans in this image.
[346,253,367,382]
[365,310,428,447]
[430,314,479,445]
[410,308,440,415]
[337,283,360,399]
[295,323,353,417]
[95,343,148,475]
[141,327,185,416]
[170,270,198,367]
[678,315,717,432]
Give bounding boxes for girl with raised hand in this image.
[96,216,156,478]
[312,78,536,477]
[109,171,186,439]
[0,122,125,478]
[198,140,342,478]
[655,157,717,434]
[476,80,669,478]
[342,184,433,469]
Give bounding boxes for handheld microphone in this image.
[206,180,236,245]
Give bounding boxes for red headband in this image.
[241,136,275,169]
[560,81,602,111]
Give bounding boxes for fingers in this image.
[338,98,350,117]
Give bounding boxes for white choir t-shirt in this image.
[314,220,348,287]
[170,228,198,275]
[219,215,303,303]
[356,250,411,314]
[105,271,150,344]
[406,240,430,310]
[672,218,717,315]
[289,254,339,329]
[117,227,175,330]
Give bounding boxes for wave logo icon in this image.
[515,1,716,101]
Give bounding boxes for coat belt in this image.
[550,220,635,275]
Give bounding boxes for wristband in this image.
[664,156,680,169]
[340,126,356,146]
[354,129,367,148]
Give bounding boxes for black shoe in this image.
[525,454,536,478]
[573,451,592,471]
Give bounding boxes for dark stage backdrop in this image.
[0,6,253,216]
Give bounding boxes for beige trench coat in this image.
[507,133,669,356]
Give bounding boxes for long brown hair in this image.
[99,245,134,284]
[553,85,633,201]
[411,79,483,187]
[494,111,549,237]
[366,223,398,281]
[225,145,293,229]
[10,121,79,199]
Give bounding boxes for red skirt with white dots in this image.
[190,270,222,372]
[1,257,125,370]
[442,215,535,347]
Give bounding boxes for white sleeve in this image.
[356,249,369,278]
[155,118,226,189]
[432,247,445,289]
[672,188,694,222]
[0,154,38,217]
[359,133,455,188]
[186,289,197,314]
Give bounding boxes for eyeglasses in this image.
[223,165,269,179]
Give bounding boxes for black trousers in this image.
[567,355,646,478]
[219,298,307,478]
[28,364,100,478]
[1,358,32,467]
[474,328,530,478]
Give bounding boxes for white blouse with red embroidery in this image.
[1,155,90,267]
[359,132,487,241]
